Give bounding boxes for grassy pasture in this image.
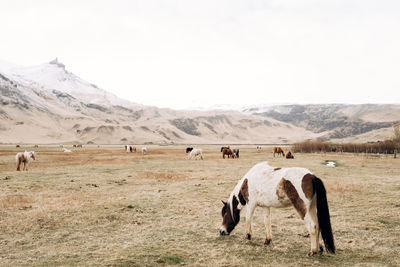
[0,145,399,266]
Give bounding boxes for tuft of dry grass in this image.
[0,145,399,266]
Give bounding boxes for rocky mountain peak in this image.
[49,58,65,69]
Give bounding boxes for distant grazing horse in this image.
[142,147,147,155]
[76,144,82,148]
[219,162,335,256]
[125,145,132,152]
[188,148,203,160]
[63,148,72,153]
[16,145,20,148]
[34,145,39,148]
[286,151,294,159]
[256,146,262,150]
[16,151,36,171]
[273,147,285,157]
[233,149,240,158]
[186,147,194,153]
[222,147,236,159]
[221,146,229,152]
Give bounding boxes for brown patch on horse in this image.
[302,173,315,200]
[276,178,288,203]
[274,167,281,171]
[282,179,306,219]
[238,178,249,205]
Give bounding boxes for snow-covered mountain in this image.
[0,58,141,110]
[0,59,399,144]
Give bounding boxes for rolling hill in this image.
[0,59,398,144]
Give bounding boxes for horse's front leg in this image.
[245,204,256,240]
[264,207,272,245]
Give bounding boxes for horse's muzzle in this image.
[219,228,229,236]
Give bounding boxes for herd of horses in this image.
[124,145,147,154]
[12,144,336,257]
[184,146,293,160]
[14,146,295,170]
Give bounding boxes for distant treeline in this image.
[292,140,397,154]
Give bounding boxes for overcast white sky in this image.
[1,0,399,109]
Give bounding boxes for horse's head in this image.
[219,196,240,236]
[29,151,36,160]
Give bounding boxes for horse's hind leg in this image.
[305,200,321,256]
[264,207,272,245]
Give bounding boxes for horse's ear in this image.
[221,200,227,206]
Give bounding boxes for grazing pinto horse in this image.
[219,162,335,256]
[286,151,294,159]
[188,148,203,160]
[16,151,36,171]
[273,147,285,157]
[222,147,236,159]
[142,147,147,155]
[186,147,194,153]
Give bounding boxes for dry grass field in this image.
[0,145,399,266]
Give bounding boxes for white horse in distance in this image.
[188,148,203,160]
[16,151,36,171]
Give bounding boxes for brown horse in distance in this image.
[273,147,285,157]
[222,147,236,159]
[286,151,294,159]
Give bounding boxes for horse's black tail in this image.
[312,177,335,254]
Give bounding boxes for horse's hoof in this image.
[264,239,271,246]
[246,234,251,240]
[308,250,322,257]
